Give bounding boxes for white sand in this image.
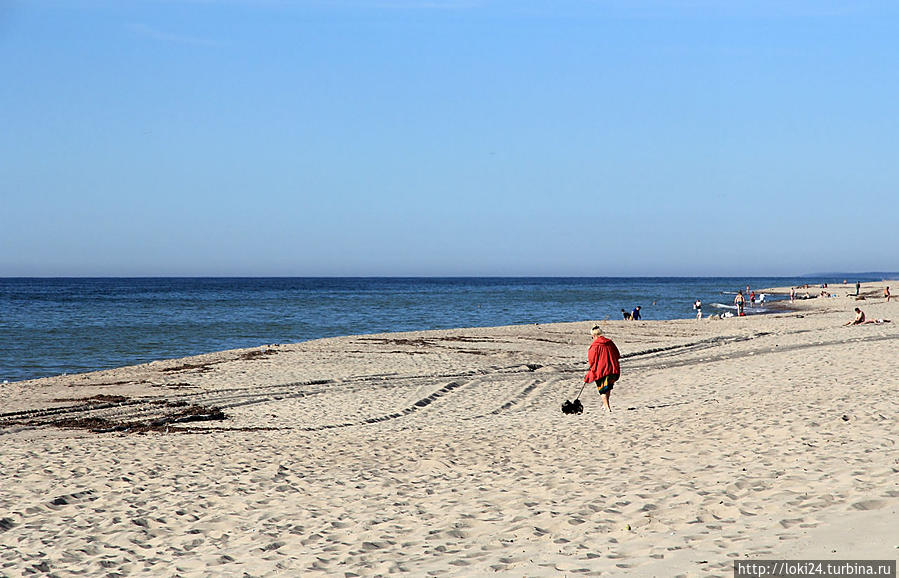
[1,281,897,577]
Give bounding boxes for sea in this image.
[0,276,885,383]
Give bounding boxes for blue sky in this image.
[2,1,897,276]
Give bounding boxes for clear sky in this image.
[2,1,897,277]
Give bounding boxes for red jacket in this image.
[584,336,621,383]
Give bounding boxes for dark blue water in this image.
[0,276,881,383]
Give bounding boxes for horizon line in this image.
[2,273,897,280]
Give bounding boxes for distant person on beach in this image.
[621,308,631,320]
[749,291,756,307]
[790,287,795,302]
[631,306,641,321]
[693,298,702,320]
[885,287,892,302]
[585,325,621,413]
[856,282,860,296]
[734,291,745,315]
[845,308,891,326]
[845,308,866,325]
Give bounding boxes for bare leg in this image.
[601,392,611,413]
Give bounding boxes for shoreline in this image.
[6,276,894,385]
[2,280,897,576]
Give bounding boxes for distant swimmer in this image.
[734,291,745,316]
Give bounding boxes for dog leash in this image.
[572,380,588,402]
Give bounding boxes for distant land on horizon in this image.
[2,272,898,280]
[803,271,898,279]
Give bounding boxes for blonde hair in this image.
[591,325,603,336]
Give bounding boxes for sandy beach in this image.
[1,281,897,577]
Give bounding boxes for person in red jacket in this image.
[585,325,621,412]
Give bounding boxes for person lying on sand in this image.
[585,325,621,413]
[844,308,891,325]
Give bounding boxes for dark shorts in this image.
[595,373,619,395]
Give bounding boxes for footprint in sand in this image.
[851,499,886,511]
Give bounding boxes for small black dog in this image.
[561,399,583,415]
